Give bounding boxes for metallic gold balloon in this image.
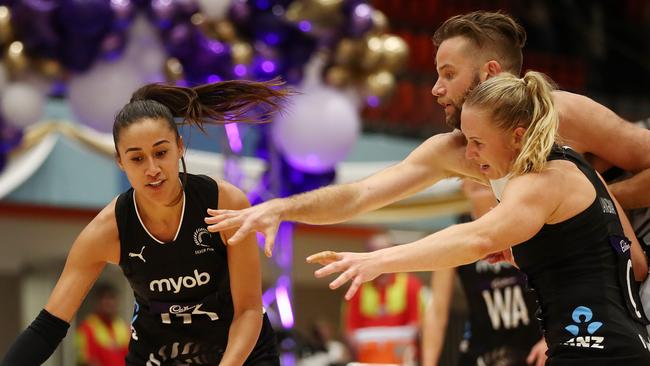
[380,34,409,73]
[231,40,253,65]
[191,13,218,39]
[360,36,383,71]
[6,41,29,76]
[34,58,63,79]
[325,65,352,87]
[214,20,237,42]
[370,9,388,34]
[0,6,13,45]
[365,70,395,99]
[286,0,343,28]
[164,58,184,82]
[285,1,305,23]
[334,38,363,66]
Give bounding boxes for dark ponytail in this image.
[114,78,290,145]
[113,78,292,205]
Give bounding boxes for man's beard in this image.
[445,73,481,130]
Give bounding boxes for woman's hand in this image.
[307,250,382,300]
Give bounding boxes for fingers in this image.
[205,209,242,233]
[226,225,252,246]
[344,277,363,300]
[264,230,277,258]
[314,261,340,278]
[306,251,341,265]
[526,349,535,365]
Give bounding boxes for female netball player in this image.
[309,72,650,365]
[1,79,290,366]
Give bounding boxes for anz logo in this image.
[562,306,605,349]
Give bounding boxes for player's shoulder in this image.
[208,177,250,210]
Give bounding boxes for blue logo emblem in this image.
[565,306,603,336]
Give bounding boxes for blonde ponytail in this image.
[464,71,559,176]
[510,72,558,175]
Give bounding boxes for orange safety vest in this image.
[76,314,130,365]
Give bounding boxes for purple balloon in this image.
[0,119,24,172]
[346,3,373,37]
[164,22,200,61]
[228,0,252,26]
[151,0,198,30]
[58,0,114,38]
[60,36,102,71]
[11,0,61,58]
[100,31,127,61]
[184,36,233,83]
[111,0,135,31]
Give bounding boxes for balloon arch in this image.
[0,1,409,350]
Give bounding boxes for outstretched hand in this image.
[306,250,381,300]
[205,201,281,257]
[526,338,548,366]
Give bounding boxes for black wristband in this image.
[1,309,70,366]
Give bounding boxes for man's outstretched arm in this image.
[554,91,650,209]
[205,131,477,256]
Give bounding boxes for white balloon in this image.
[68,59,145,132]
[0,62,8,94]
[1,82,45,128]
[272,86,361,173]
[196,0,233,20]
[124,16,166,83]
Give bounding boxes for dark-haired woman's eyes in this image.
[131,156,143,162]
[155,150,167,158]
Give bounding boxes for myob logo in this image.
[149,270,210,293]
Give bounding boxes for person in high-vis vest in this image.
[76,284,130,366]
[343,233,426,365]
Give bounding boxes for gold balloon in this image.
[325,65,352,87]
[164,58,184,82]
[192,13,218,40]
[380,34,409,73]
[285,1,306,23]
[365,70,395,99]
[0,6,13,45]
[214,20,237,42]
[35,58,63,79]
[334,38,363,66]
[6,41,29,76]
[285,0,343,28]
[231,40,253,65]
[360,36,383,71]
[370,9,388,34]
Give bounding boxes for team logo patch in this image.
[193,228,215,255]
[599,197,616,215]
[563,306,605,349]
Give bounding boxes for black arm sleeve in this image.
[1,309,69,366]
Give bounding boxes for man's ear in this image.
[481,60,503,81]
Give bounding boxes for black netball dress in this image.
[511,147,650,365]
[456,239,542,366]
[116,173,278,366]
